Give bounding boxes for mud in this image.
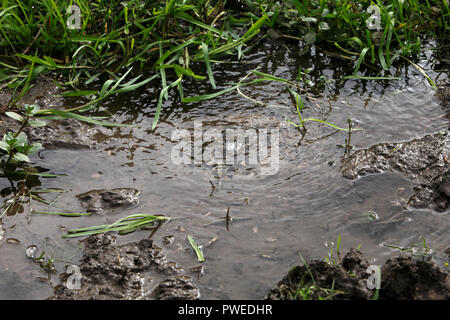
[381,255,450,299]
[436,82,450,112]
[0,77,113,149]
[266,248,450,300]
[340,132,449,211]
[49,234,200,300]
[76,188,140,213]
[25,118,110,149]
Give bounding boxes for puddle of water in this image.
[0,40,448,299]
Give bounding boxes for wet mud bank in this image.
[266,249,450,300]
[341,81,449,211]
[0,78,114,149]
[340,132,449,211]
[50,234,200,300]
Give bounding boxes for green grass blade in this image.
[152,77,182,130]
[181,85,239,103]
[302,118,363,132]
[187,234,205,262]
[353,47,369,75]
[343,76,401,80]
[36,109,133,127]
[32,211,92,217]
[202,43,216,89]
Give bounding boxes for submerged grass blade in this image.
[401,56,438,89]
[187,234,205,262]
[32,211,92,217]
[302,118,363,132]
[343,76,401,80]
[181,85,239,103]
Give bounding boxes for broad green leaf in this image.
[0,140,10,152]
[12,152,30,162]
[28,119,47,127]
[14,132,28,147]
[5,112,24,122]
[29,142,42,154]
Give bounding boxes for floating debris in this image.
[25,245,38,259]
[6,238,20,244]
[259,254,275,260]
[162,235,175,244]
[205,236,218,248]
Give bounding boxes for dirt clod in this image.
[76,188,140,213]
[381,255,450,300]
[340,133,449,211]
[49,234,200,300]
[267,249,450,300]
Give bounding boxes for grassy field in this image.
[1,1,448,107]
[0,0,448,178]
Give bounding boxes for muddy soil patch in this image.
[50,234,200,300]
[436,82,450,114]
[76,188,140,213]
[266,249,450,300]
[340,132,449,211]
[0,77,114,149]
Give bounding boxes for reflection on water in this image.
[0,40,448,299]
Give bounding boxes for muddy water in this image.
[0,40,449,299]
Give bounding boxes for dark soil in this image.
[436,82,450,115]
[266,249,450,300]
[49,234,200,300]
[76,188,140,213]
[340,132,449,211]
[0,77,113,149]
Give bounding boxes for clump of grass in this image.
[324,235,342,265]
[280,253,344,300]
[0,0,268,128]
[245,0,449,76]
[63,213,170,238]
[1,0,447,131]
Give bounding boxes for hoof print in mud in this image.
[267,249,450,300]
[150,276,200,300]
[381,255,450,300]
[76,188,140,213]
[50,234,199,300]
[340,133,449,211]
